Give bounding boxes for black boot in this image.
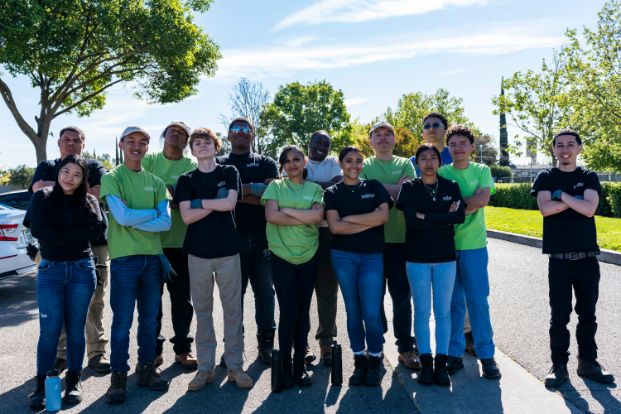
[365,355,382,386]
[417,354,434,385]
[258,331,275,365]
[106,371,127,405]
[577,359,615,384]
[446,356,464,375]
[349,355,367,386]
[293,356,312,387]
[137,363,169,391]
[282,355,294,389]
[63,370,83,405]
[434,354,451,386]
[29,374,45,410]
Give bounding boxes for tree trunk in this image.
[33,116,52,164]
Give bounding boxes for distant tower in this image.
[499,79,510,166]
[115,137,120,166]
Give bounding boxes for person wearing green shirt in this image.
[142,121,198,369]
[101,126,172,404]
[360,121,419,371]
[437,124,501,380]
[262,145,324,388]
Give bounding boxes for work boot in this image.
[349,355,368,386]
[257,332,275,365]
[320,344,333,367]
[137,363,169,391]
[153,353,164,368]
[228,370,254,389]
[464,331,477,357]
[398,350,421,371]
[304,345,316,364]
[63,370,83,405]
[447,356,464,375]
[106,371,127,404]
[481,358,502,379]
[53,357,67,374]
[293,356,312,387]
[88,354,111,373]
[417,354,434,385]
[187,370,215,391]
[365,355,382,386]
[434,354,451,386]
[29,374,45,410]
[175,353,198,369]
[577,359,615,384]
[544,364,569,388]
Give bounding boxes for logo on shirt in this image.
[246,163,259,168]
[172,175,179,179]
[303,196,313,201]
[574,182,584,190]
[443,196,453,201]
[144,186,155,192]
[361,193,375,199]
[217,181,225,187]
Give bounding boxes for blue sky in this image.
[0,0,608,168]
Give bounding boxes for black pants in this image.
[380,243,414,353]
[314,227,338,347]
[156,248,194,355]
[271,252,318,360]
[548,256,600,365]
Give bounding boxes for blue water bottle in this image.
[45,369,61,412]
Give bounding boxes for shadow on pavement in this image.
[0,272,38,328]
[556,378,621,413]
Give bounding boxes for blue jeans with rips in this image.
[110,255,161,372]
[36,257,96,375]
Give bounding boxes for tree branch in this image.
[0,77,38,141]
[52,77,128,118]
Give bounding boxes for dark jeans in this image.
[239,231,276,337]
[314,227,338,347]
[380,243,415,353]
[549,256,600,365]
[156,248,194,355]
[271,252,318,360]
[110,255,161,372]
[36,258,96,375]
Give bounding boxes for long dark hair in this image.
[278,145,307,179]
[50,155,98,215]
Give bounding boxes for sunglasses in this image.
[423,122,444,130]
[229,125,252,134]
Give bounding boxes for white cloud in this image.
[345,97,370,107]
[273,0,487,31]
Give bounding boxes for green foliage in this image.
[6,165,35,189]
[258,80,352,158]
[490,165,512,179]
[0,0,220,162]
[473,134,498,166]
[82,150,114,171]
[602,182,621,217]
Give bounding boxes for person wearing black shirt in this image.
[25,156,105,410]
[217,116,278,364]
[397,144,465,387]
[531,129,615,388]
[28,126,111,374]
[324,147,391,387]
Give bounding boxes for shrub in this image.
[490,165,512,180]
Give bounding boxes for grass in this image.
[485,206,621,252]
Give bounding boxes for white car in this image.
[0,203,37,278]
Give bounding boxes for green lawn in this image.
[485,206,621,252]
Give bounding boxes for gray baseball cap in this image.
[369,121,395,137]
[162,121,191,137]
[120,126,151,141]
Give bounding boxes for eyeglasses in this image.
[229,125,251,134]
[423,122,443,130]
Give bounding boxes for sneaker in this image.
[88,354,111,373]
[544,364,569,388]
[53,357,67,374]
[187,370,216,391]
[349,355,367,386]
[63,370,82,405]
[106,371,127,405]
[577,359,615,384]
[29,375,45,410]
[447,356,464,375]
[175,353,198,369]
[398,350,421,371]
[137,363,169,391]
[304,346,316,364]
[228,370,254,389]
[481,358,502,379]
[320,344,332,367]
[464,331,477,357]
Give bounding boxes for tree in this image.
[82,150,114,171]
[472,134,498,166]
[563,0,621,172]
[222,78,270,153]
[493,52,572,164]
[258,80,352,158]
[7,165,35,189]
[0,0,220,163]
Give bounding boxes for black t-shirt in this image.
[396,177,465,263]
[531,167,601,254]
[217,152,278,232]
[323,179,392,253]
[175,165,240,259]
[29,158,107,192]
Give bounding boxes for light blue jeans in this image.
[448,248,495,359]
[406,261,456,355]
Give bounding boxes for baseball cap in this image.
[228,116,254,130]
[369,121,394,136]
[162,121,191,137]
[120,126,151,141]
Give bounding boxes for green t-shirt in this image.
[360,156,416,243]
[261,178,324,265]
[142,152,197,248]
[438,162,496,250]
[100,164,169,259]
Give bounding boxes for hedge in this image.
[489,182,621,218]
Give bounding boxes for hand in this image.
[449,200,460,212]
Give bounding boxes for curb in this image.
[487,229,621,266]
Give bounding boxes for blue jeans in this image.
[331,250,384,355]
[406,261,456,355]
[36,257,96,375]
[110,255,161,372]
[448,248,495,359]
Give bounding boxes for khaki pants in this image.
[56,244,109,359]
[188,253,243,372]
